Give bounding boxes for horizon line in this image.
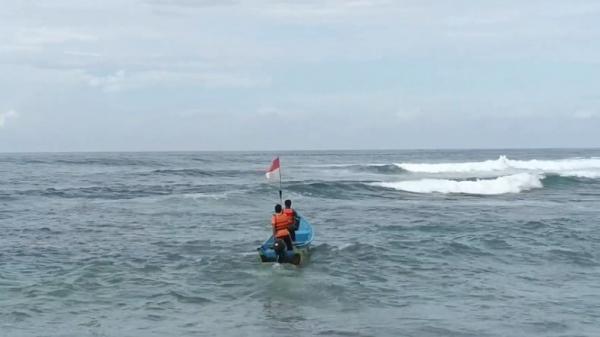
[2,146,600,155]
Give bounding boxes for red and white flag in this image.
[265,157,280,180]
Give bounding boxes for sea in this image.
[1,149,600,337]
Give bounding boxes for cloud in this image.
[0,110,18,128]
[86,70,127,92]
[573,109,600,120]
[63,50,102,57]
[0,0,599,151]
[85,69,270,92]
[259,0,393,21]
[2,27,97,53]
[145,0,239,8]
[19,27,96,45]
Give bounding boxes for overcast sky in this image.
[1,0,599,152]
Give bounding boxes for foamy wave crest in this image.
[396,157,510,173]
[559,170,600,179]
[372,173,543,195]
[395,156,600,174]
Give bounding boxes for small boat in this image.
[257,214,314,265]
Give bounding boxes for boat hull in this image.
[257,215,314,265]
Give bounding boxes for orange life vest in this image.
[284,208,299,230]
[283,208,295,219]
[271,213,291,238]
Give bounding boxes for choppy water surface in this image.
[1,149,600,337]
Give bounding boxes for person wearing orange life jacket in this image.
[283,199,299,241]
[272,204,293,250]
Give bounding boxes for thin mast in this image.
[278,156,283,205]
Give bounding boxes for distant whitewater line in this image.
[316,156,600,178]
[394,156,600,175]
[309,163,406,175]
[371,173,544,195]
[559,170,600,178]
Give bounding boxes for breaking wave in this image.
[346,164,406,175]
[395,156,600,174]
[371,173,544,195]
[558,170,600,179]
[316,163,406,174]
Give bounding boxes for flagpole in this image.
[278,156,283,205]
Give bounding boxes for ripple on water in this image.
[167,290,213,304]
[316,329,374,337]
[547,248,598,266]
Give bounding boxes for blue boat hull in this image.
[257,215,314,265]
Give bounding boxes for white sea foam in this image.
[396,156,511,173]
[184,192,230,200]
[372,173,544,195]
[395,156,600,174]
[558,170,600,179]
[337,243,354,250]
[308,163,388,168]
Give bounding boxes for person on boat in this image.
[272,204,293,250]
[283,199,299,241]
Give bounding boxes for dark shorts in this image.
[277,236,293,250]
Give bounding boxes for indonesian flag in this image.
[266,157,280,180]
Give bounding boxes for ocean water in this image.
[1,149,600,337]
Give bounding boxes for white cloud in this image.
[85,69,270,92]
[573,109,599,119]
[0,0,599,151]
[0,110,18,128]
[2,27,97,53]
[86,70,127,92]
[19,27,96,45]
[63,50,102,57]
